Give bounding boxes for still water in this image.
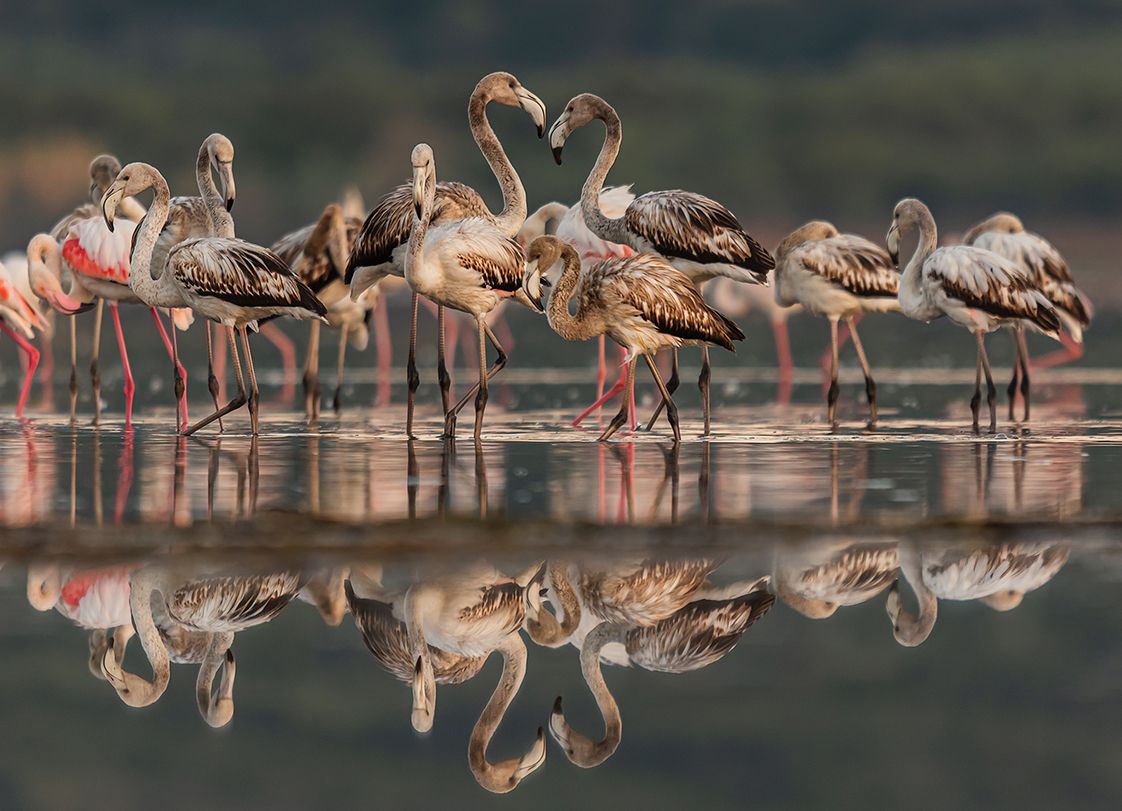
[0,402,1120,809]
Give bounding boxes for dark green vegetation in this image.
[2,1,1121,262]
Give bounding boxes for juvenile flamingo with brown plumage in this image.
[887,199,1060,433]
[774,220,899,426]
[101,162,327,435]
[549,93,772,435]
[963,212,1091,422]
[522,235,744,442]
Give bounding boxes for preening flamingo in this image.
[348,72,546,436]
[522,236,743,442]
[0,258,49,417]
[963,212,1092,421]
[101,162,327,435]
[887,199,1060,433]
[549,93,772,435]
[774,220,899,426]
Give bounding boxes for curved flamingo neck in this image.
[404,172,435,292]
[468,92,526,237]
[122,569,171,706]
[131,172,172,286]
[547,245,602,343]
[197,147,233,239]
[570,622,625,767]
[580,106,629,246]
[468,634,529,789]
[901,209,938,305]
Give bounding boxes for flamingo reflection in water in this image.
[346,563,547,793]
[99,565,305,726]
[543,571,774,768]
[887,540,1069,647]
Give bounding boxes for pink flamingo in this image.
[0,259,49,418]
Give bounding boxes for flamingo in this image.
[100,566,305,726]
[963,212,1092,421]
[549,581,774,768]
[100,162,327,435]
[772,539,899,618]
[886,199,1060,433]
[774,220,899,426]
[549,93,772,435]
[522,235,744,442]
[348,72,546,436]
[401,143,542,441]
[0,258,49,417]
[887,540,1069,646]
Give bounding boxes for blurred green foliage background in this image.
[2,0,1121,275]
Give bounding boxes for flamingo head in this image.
[549,93,614,165]
[204,133,237,212]
[410,143,435,221]
[88,154,123,202]
[476,72,546,138]
[26,234,88,315]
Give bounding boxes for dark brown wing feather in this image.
[272,216,363,294]
[625,191,774,279]
[797,235,899,298]
[345,181,487,282]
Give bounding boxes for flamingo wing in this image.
[63,216,137,285]
[792,234,899,298]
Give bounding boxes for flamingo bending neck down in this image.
[549,93,771,435]
[101,162,326,435]
[347,72,546,437]
[0,258,48,417]
[887,199,1060,433]
[523,235,743,442]
[963,212,1091,422]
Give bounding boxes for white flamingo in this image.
[886,199,1060,433]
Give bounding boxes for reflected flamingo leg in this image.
[773,318,793,406]
[259,322,297,404]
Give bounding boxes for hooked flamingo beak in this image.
[44,288,89,315]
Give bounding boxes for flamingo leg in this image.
[372,294,392,407]
[183,327,247,436]
[598,356,637,442]
[109,304,134,428]
[437,304,451,414]
[698,345,712,436]
[1006,329,1021,422]
[595,335,607,407]
[773,318,793,406]
[1016,328,1031,422]
[642,350,680,431]
[332,324,347,414]
[259,322,296,405]
[445,322,506,439]
[68,316,78,423]
[821,315,856,390]
[847,316,877,427]
[205,322,224,432]
[979,332,997,433]
[1031,331,1084,370]
[37,328,53,411]
[406,292,420,439]
[572,358,628,428]
[1,322,39,419]
[644,353,681,443]
[826,318,840,427]
[90,299,104,425]
[303,319,321,424]
[241,327,260,435]
[148,307,188,433]
[473,317,488,442]
[212,324,228,403]
[971,332,983,433]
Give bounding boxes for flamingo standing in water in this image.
[887,199,1060,433]
[522,236,744,442]
[963,212,1092,421]
[0,259,49,418]
[348,72,546,437]
[549,93,772,435]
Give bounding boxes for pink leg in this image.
[595,335,607,405]
[373,295,392,407]
[624,347,636,431]
[148,308,189,432]
[773,318,793,406]
[39,331,54,410]
[260,322,297,404]
[1031,332,1084,370]
[114,429,134,524]
[109,305,134,427]
[1,322,40,419]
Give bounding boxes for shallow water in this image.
[1,387,1120,809]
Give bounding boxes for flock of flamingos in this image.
[0,70,1092,439]
[21,536,1071,792]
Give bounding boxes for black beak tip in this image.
[552,696,563,714]
[889,250,899,266]
[536,124,545,139]
[73,302,96,315]
[105,218,115,233]
[225,197,235,213]
[551,146,563,166]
